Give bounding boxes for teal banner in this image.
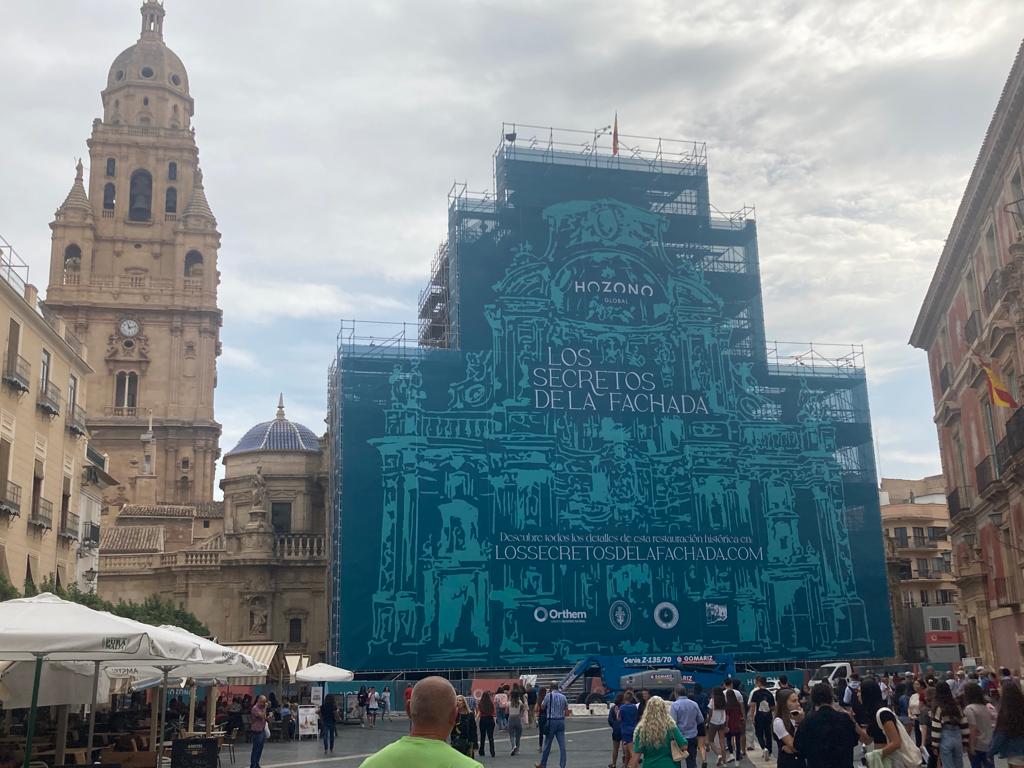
[338,192,890,670]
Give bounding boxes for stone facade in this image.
[911,41,1024,673]
[44,0,221,509]
[880,476,959,663]
[97,400,329,661]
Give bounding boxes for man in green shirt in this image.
[361,676,482,767]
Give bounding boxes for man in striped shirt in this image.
[537,682,569,768]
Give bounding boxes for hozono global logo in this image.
[533,606,588,624]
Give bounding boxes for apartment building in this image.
[0,237,97,592]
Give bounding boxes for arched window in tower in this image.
[165,187,177,214]
[184,250,204,278]
[170,105,180,129]
[105,158,116,177]
[103,183,116,211]
[128,170,152,221]
[114,372,138,414]
[168,162,177,180]
[63,244,82,285]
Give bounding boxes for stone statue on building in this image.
[251,464,267,511]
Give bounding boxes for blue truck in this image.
[559,654,737,700]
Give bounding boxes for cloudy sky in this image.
[2,1,1023,491]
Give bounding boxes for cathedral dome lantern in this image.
[102,1,193,128]
[226,396,322,458]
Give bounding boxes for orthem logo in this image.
[533,606,588,624]
[653,601,679,630]
[609,600,632,631]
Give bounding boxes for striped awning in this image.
[285,653,308,683]
[223,643,284,685]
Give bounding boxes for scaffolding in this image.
[0,234,30,297]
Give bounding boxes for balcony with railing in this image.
[939,363,952,393]
[965,310,982,345]
[999,408,1024,471]
[976,455,1000,495]
[0,481,20,518]
[82,520,100,548]
[58,510,80,542]
[273,533,326,561]
[3,352,30,393]
[29,498,53,530]
[36,380,61,416]
[68,404,88,437]
[948,486,973,521]
[104,406,138,417]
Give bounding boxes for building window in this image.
[128,169,153,221]
[105,158,116,177]
[40,349,50,389]
[168,162,177,180]
[916,558,929,577]
[920,590,931,606]
[202,519,210,529]
[114,372,138,409]
[165,187,177,213]
[103,183,116,210]
[68,374,77,412]
[63,244,82,273]
[894,527,908,547]
[928,526,946,541]
[938,590,955,606]
[271,502,291,534]
[929,616,952,631]
[985,226,999,275]
[289,618,302,643]
[184,250,203,277]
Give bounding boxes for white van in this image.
[808,662,853,687]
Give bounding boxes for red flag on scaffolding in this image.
[612,113,619,156]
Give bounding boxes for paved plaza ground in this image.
[254,716,663,767]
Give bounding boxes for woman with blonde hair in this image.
[629,695,686,768]
[450,695,477,758]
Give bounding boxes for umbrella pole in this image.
[21,654,43,768]
[205,685,218,737]
[187,682,196,733]
[87,660,100,760]
[156,669,169,768]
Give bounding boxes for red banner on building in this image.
[925,630,960,645]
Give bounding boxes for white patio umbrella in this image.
[295,662,354,683]
[0,593,206,768]
[0,660,113,708]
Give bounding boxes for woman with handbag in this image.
[450,696,478,758]
[930,682,969,768]
[628,695,686,768]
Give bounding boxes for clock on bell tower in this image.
[44,1,222,506]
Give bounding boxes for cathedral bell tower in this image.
[45,0,222,506]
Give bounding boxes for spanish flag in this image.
[612,113,619,156]
[979,359,1019,409]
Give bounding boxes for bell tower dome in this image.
[45,1,222,508]
[102,1,193,130]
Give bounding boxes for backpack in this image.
[875,707,923,768]
[608,705,618,728]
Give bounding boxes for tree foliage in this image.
[2,572,209,635]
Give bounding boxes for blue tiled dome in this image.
[226,396,321,456]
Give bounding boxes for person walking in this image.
[508,686,526,756]
[619,691,641,768]
[670,685,703,768]
[526,683,538,729]
[930,681,969,768]
[771,689,805,768]
[362,677,482,767]
[477,690,497,758]
[451,696,478,758]
[357,686,368,728]
[991,681,1024,768]
[723,680,745,764]
[249,695,268,768]
[910,678,926,747]
[859,679,907,762]
[630,695,686,768]
[381,687,391,721]
[794,683,860,768]
[494,686,510,732]
[320,693,337,753]
[367,687,380,728]
[537,683,569,768]
[748,676,776,762]
[706,688,729,768]
[609,693,625,768]
[964,682,994,768]
[536,686,549,754]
